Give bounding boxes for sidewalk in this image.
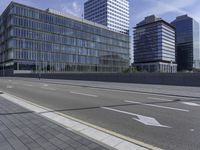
[0,96,110,150]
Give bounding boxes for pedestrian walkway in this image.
[0,95,110,150]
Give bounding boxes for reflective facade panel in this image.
[134,15,177,73]
[0,2,130,74]
[171,15,200,71]
[84,0,129,35]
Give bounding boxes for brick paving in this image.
[0,96,110,150]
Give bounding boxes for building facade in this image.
[84,0,129,34]
[0,2,130,75]
[171,15,200,71]
[134,15,177,73]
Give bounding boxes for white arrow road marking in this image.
[133,115,170,128]
[125,100,189,112]
[6,85,13,89]
[181,102,200,106]
[70,91,98,97]
[101,107,171,128]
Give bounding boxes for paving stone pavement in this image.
[0,96,110,150]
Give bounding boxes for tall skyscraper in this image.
[134,15,177,73]
[84,0,129,34]
[171,15,200,71]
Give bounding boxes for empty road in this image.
[0,77,200,150]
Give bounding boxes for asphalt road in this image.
[0,77,200,150]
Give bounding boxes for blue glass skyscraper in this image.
[171,15,200,71]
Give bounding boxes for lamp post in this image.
[170,61,173,73]
[36,50,37,74]
[3,51,5,76]
[35,50,40,79]
[36,49,41,79]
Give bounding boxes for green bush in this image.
[123,67,139,73]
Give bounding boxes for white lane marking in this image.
[190,129,195,132]
[181,102,200,107]
[95,88,198,100]
[102,107,170,128]
[43,84,49,87]
[1,93,151,150]
[125,100,189,112]
[70,91,98,97]
[6,85,13,89]
[147,97,172,102]
[40,87,56,91]
[8,80,12,82]
[150,95,198,100]
[23,84,33,87]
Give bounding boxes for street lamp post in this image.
[36,50,41,79]
[3,51,5,76]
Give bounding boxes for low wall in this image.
[5,72,200,87]
[0,69,14,76]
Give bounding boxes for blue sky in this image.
[1,0,200,28]
[1,0,200,62]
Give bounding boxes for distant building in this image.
[84,0,129,34]
[0,2,130,75]
[134,15,177,73]
[171,15,200,71]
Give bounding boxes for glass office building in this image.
[171,15,200,71]
[0,2,129,75]
[134,15,177,73]
[84,0,129,34]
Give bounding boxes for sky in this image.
[0,0,200,62]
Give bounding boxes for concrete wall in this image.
[2,72,200,87]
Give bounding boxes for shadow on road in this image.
[0,98,199,116]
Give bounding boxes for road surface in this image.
[0,77,200,150]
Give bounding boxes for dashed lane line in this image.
[70,91,98,97]
[23,84,33,87]
[40,87,56,91]
[181,102,200,107]
[6,85,13,89]
[125,100,189,112]
[147,97,172,102]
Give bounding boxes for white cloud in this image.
[61,1,82,17]
[136,0,198,21]
[186,6,200,22]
